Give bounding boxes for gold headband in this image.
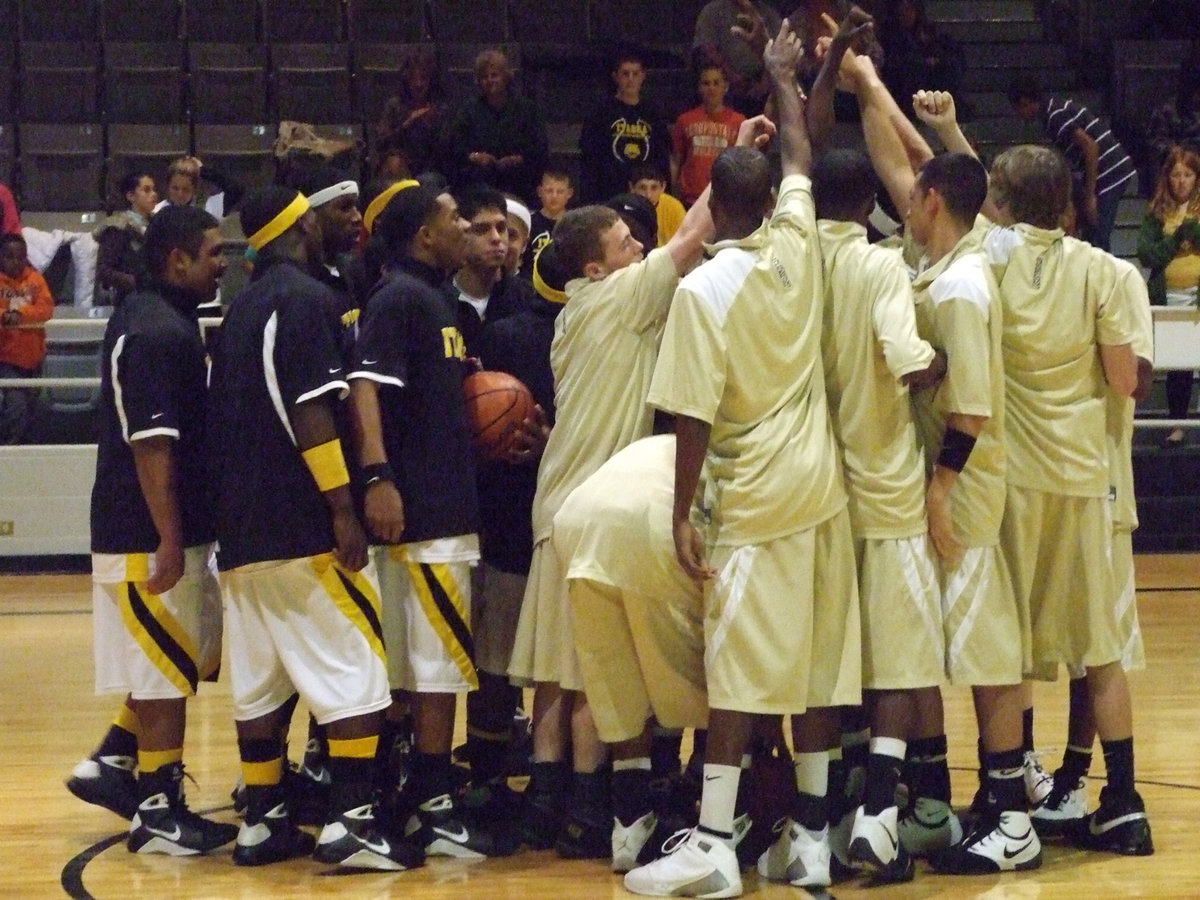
[246,193,310,251]
[363,179,419,235]
[532,242,567,305]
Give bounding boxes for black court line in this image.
[949,766,1200,792]
[61,805,233,900]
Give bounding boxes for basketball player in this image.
[983,145,1153,857]
[811,147,951,882]
[209,187,417,870]
[77,205,234,855]
[554,433,709,873]
[1032,256,1153,836]
[348,182,515,857]
[627,22,861,897]
[508,102,775,859]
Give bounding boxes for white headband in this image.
[506,198,531,234]
[306,180,359,209]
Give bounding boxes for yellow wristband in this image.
[302,439,350,492]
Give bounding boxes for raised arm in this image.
[807,6,874,150]
[763,18,810,178]
[912,90,1005,222]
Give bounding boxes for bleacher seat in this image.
[19,124,105,211]
[354,43,427,124]
[509,0,589,45]
[0,123,14,186]
[101,0,183,41]
[0,41,15,123]
[107,124,191,187]
[19,42,101,123]
[190,43,270,125]
[347,0,426,43]
[303,123,364,180]
[18,0,99,42]
[193,123,277,194]
[428,0,509,43]
[103,42,187,124]
[271,43,354,124]
[186,0,260,43]
[591,0,675,45]
[39,341,104,415]
[263,0,346,43]
[1112,41,1192,130]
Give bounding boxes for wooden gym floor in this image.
[2,554,1198,899]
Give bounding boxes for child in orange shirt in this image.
[0,233,54,442]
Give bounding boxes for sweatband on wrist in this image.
[247,193,310,251]
[361,461,395,488]
[937,427,976,473]
[302,439,350,491]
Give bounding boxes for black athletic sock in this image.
[327,756,374,814]
[863,752,903,816]
[1059,745,1093,784]
[826,749,849,824]
[97,724,138,759]
[794,791,827,832]
[613,766,655,825]
[526,759,570,806]
[905,735,952,804]
[409,750,453,804]
[985,748,1026,813]
[651,727,684,778]
[466,671,515,784]
[570,769,611,824]
[1022,707,1035,755]
[976,737,988,795]
[1101,738,1136,801]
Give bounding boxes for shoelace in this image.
[660,827,694,855]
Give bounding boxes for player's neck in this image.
[924,220,968,265]
[616,89,640,105]
[455,265,500,298]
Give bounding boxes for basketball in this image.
[463,370,537,461]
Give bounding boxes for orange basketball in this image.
[463,370,537,462]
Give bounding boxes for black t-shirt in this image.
[520,210,558,280]
[90,284,213,553]
[207,260,351,570]
[474,294,559,573]
[351,258,478,545]
[578,96,670,203]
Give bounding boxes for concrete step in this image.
[938,19,1043,43]
[926,0,1040,20]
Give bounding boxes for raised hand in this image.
[913,89,958,130]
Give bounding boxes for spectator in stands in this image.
[1137,145,1200,444]
[692,0,783,115]
[629,162,686,246]
[578,48,671,203]
[520,167,574,278]
[158,155,244,219]
[877,0,963,113]
[1008,75,1136,251]
[1146,48,1200,181]
[447,48,548,202]
[0,233,54,443]
[671,64,746,207]
[94,173,157,306]
[0,181,20,236]
[375,49,447,180]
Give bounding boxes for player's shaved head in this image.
[813,149,877,222]
[710,147,772,224]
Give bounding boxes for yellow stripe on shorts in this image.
[118,578,200,696]
[312,553,386,662]
[390,550,477,689]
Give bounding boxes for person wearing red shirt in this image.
[671,66,747,207]
[0,232,54,442]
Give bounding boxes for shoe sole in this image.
[66,779,138,820]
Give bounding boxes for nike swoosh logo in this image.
[328,367,341,374]
[886,829,898,851]
[147,824,183,841]
[1003,840,1034,859]
[358,835,391,854]
[361,358,378,365]
[150,413,164,419]
[435,825,469,842]
[1089,811,1146,835]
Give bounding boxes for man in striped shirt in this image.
[1008,75,1135,252]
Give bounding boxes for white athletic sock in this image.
[870,736,907,761]
[794,750,829,798]
[698,763,741,838]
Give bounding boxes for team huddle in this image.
[67,14,1154,899]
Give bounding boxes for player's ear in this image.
[583,259,606,281]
